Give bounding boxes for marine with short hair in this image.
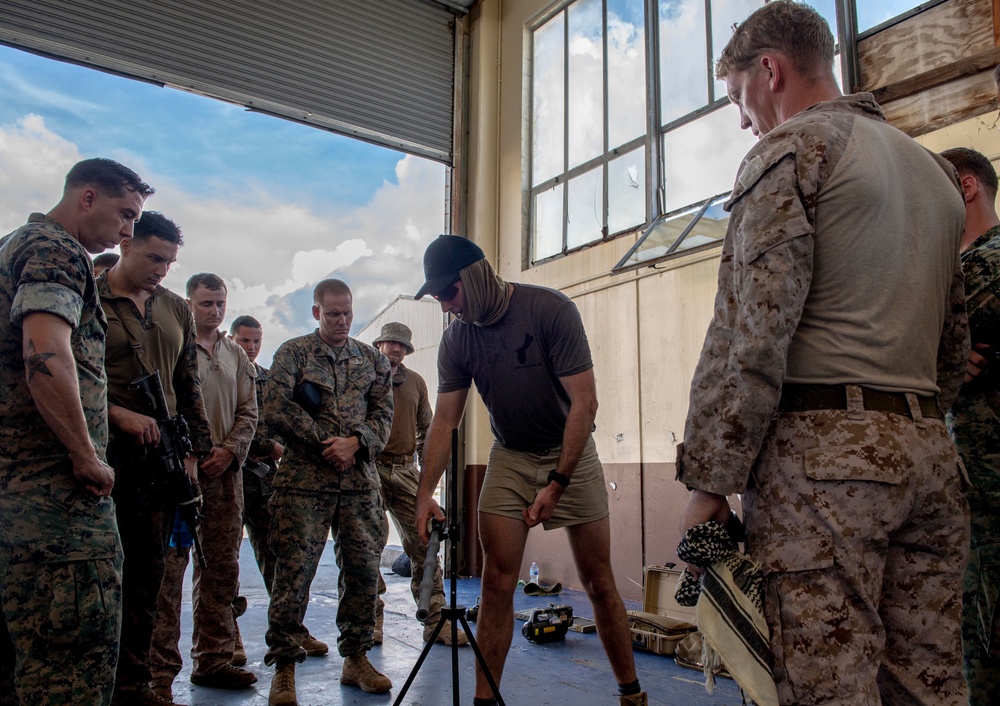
[263,278,393,705]
[677,3,970,704]
[149,273,258,693]
[0,157,151,705]
[941,146,1000,706]
[100,211,213,706]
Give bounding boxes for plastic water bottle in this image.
[529,562,539,584]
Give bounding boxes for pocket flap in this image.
[804,444,905,484]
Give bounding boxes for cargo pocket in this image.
[761,537,859,704]
[23,531,120,651]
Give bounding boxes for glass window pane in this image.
[607,0,646,148]
[608,146,646,235]
[659,0,708,125]
[567,0,605,169]
[567,166,604,249]
[533,184,564,261]
[532,14,565,186]
[711,0,764,100]
[620,202,702,268]
[662,102,757,212]
[858,1,928,34]
[673,194,730,253]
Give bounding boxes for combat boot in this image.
[373,613,384,645]
[268,663,297,706]
[232,622,247,666]
[620,691,647,705]
[425,619,469,646]
[302,632,329,656]
[341,653,392,693]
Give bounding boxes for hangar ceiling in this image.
[0,0,465,163]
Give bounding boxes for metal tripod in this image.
[392,429,506,706]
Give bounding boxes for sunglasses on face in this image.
[432,276,461,302]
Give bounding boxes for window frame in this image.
[524,0,935,270]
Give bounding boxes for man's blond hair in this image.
[715,0,835,81]
[313,278,352,304]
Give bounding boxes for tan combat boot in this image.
[301,632,329,656]
[424,619,469,646]
[373,615,384,645]
[341,653,392,693]
[620,691,648,705]
[231,622,247,666]
[268,663,297,706]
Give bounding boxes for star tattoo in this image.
[26,340,56,381]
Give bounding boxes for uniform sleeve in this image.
[937,258,971,413]
[173,307,213,457]
[264,343,326,451]
[677,154,815,495]
[353,351,394,461]
[222,346,259,464]
[10,239,88,328]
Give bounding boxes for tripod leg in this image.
[457,614,506,706]
[391,617,447,706]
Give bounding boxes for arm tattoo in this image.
[26,340,56,381]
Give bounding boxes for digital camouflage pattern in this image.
[0,214,122,705]
[1,482,123,705]
[264,332,392,493]
[677,95,970,705]
[745,404,968,705]
[264,488,387,662]
[242,362,280,595]
[946,223,1000,705]
[264,332,391,663]
[376,460,445,634]
[0,214,109,490]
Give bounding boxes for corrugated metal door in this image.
[0,0,456,163]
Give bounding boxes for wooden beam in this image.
[871,47,1000,105]
[995,0,1000,46]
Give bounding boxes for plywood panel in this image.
[859,0,993,91]
[882,70,997,137]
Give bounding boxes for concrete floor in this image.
[164,539,745,706]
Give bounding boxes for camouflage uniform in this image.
[374,362,441,633]
[263,332,392,663]
[239,361,282,598]
[0,213,123,705]
[150,332,256,679]
[677,95,970,705]
[946,223,1000,705]
[98,275,212,699]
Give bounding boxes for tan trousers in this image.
[150,464,244,678]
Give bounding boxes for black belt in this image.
[377,453,413,465]
[779,384,942,420]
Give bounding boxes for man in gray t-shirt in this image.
[414,235,646,706]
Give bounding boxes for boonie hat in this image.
[372,322,414,355]
[414,234,485,300]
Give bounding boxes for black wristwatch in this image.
[547,470,570,488]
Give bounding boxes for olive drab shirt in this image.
[97,275,213,457]
[265,331,393,493]
[0,213,108,492]
[677,93,969,496]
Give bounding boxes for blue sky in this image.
[0,44,447,365]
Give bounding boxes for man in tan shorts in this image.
[413,235,645,706]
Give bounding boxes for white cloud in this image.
[0,115,446,366]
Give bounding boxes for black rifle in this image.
[132,370,207,569]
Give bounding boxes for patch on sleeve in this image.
[737,155,765,192]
